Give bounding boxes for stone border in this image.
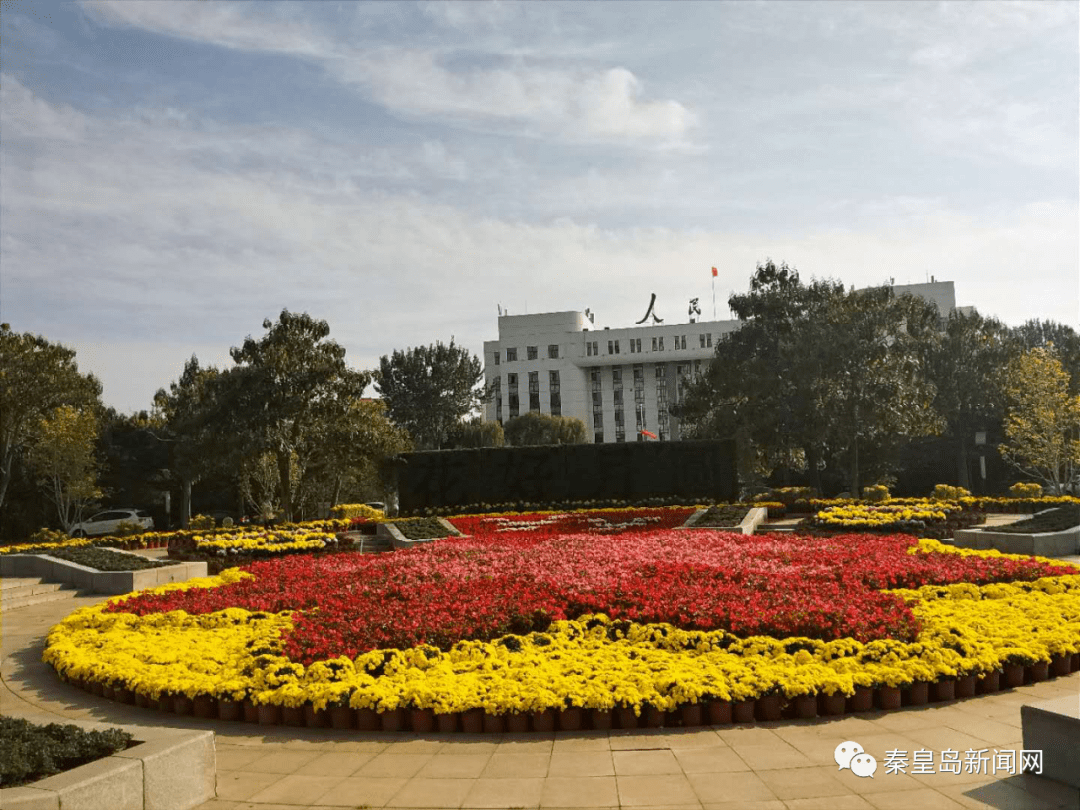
[953,525,1080,557]
[678,506,768,535]
[1022,695,1080,789]
[0,550,207,595]
[1,729,215,810]
[377,517,464,550]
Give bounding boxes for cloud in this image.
[80,0,696,146]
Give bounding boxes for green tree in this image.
[998,347,1080,494]
[0,324,102,519]
[1008,319,1080,395]
[26,406,102,532]
[374,339,487,450]
[152,357,222,527]
[924,312,1011,489]
[208,311,373,522]
[443,416,505,449]
[503,412,587,446]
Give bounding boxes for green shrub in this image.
[30,527,70,544]
[111,520,145,537]
[188,514,216,530]
[932,484,971,500]
[862,485,890,503]
[0,717,133,788]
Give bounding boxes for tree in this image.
[924,312,1011,489]
[998,347,1080,494]
[503,412,587,446]
[208,311,373,522]
[1008,320,1080,395]
[374,339,486,450]
[443,416,505,449]
[152,357,222,527]
[0,324,102,518]
[26,406,102,532]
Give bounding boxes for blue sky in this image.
[2,0,1077,413]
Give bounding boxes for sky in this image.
[2,0,1077,414]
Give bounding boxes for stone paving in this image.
[2,550,1079,809]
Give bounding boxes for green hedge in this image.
[0,717,133,788]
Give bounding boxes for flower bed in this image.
[800,500,984,538]
[43,511,1080,730]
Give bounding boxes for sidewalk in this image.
[3,575,1079,809]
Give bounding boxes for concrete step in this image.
[1,577,79,610]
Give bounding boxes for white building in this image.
[483,280,966,443]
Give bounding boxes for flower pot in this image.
[905,682,929,706]
[356,708,381,731]
[1027,662,1049,683]
[410,708,436,733]
[158,693,175,713]
[91,681,105,697]
[931,679,955,702]
[243,700,260,723]
[680,703,704,727]
[755,694,783,721]
[102,686,115,701]
[978,671,1001,694]
[380,707,406,732]
[258,704,282,725]
[304,704,330,728]
[818,692,846,716]
[707,700,732,725]
[733,699,756,723]
[134,692,150,709]
[117,688,135,705]
[955,675,977,698]
[483,713,505,734]
[615,707,638,729]
[1071,653,1080,672]
[1003,663,1025,688]
[219,700,242,721]
[792,694,817,719]
[875,686,902,711]
[193,695,217,718]
[642,705,665,728]
[435,712,459,733]
[846,687,873,713]
[590,709,613,730]
[559,707,584,731]
[1051,654,1071,678]
[282,706,305,727]
[330,705,354,730]
[174,696,193,715]
[506,713,530,733]
[531,709,556,732]
[460,709,485,734]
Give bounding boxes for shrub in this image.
[862,485,890,502]
[754,487,817,506]
[932,484,971,501]
[0,717,132,788]
[188,514,216,530]
[329,504,385,520]
[30,527,70,544]
[112,520,144,537]
[1009,482,1043,498]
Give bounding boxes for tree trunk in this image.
[849,435,860,498]
[956,437,970,490]
[0,445,13,515]
[181,477,192,529]
[277,449,293,523]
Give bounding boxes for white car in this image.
[70,509,154,537]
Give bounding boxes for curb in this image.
[0,729,215,810]
[0,552,207,595]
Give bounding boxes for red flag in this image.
[640,429,658,439]
[711,267,718,277]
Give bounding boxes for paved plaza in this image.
[3,555,1079,810]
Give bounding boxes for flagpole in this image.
[712,271,716,320]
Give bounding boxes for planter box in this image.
[0,551,207,595]
[952,525,1080,557]
[0,729,214,810]
[679,507,768,535]
[1022,696,1080,789]
[377,518,464,551]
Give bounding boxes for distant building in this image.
[483,280,967,443]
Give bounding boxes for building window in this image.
[586,340,599,357]
[506,348,517,362]
[549,370,561,416]
[707,333,712,347]
[677,335,686,350]
[494,352,500,366]
[608,340,614,355]
[507,373,519,418]
[548,344,559,359]
[494,377,502,422]
[651,336,665,351]
[651,337,657,352]
[612,367,623,409]
[656,366,669,441]
[591,369,603,440]
[594,430,604,444]
[527,346,538,361]
[528,371,540,412]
